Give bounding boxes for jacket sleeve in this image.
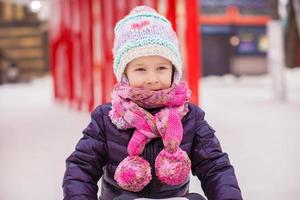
[191,107,243,200]
[63,106,108,200]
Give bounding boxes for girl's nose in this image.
[146,73,159,85]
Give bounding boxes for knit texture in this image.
[114,156,152,192]
[109,81,191,192]
[113,6,183,83]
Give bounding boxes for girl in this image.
[63,6,242,200]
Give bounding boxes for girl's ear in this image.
[171,65,175,84]
[123,66,129,79]
[120,73,130,84]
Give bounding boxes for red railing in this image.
[49,0,201,111]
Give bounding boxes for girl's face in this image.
[125,55,173,90]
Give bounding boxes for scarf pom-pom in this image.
[155,148,191,185]
[114,156,152,192]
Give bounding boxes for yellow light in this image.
[230,36,240,46]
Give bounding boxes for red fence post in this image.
[99,0,114,104]
[185,0,201,104]
[92,0,102,107]
[57,0,70,103]
[49,0,60,100]
[64,0,74,105]
[79,0,94,111]
[99,0,106,104]
[166,0,177,31]
[70,0,83,110]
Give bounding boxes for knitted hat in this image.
[113,6,183,83]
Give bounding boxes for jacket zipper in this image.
[144,145,149,197]
[144,141,154,198]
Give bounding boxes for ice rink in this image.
[1,69,300,200]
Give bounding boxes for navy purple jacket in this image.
[63,103,243,200]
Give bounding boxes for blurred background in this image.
[0,0,300,200]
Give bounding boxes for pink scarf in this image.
[109,81,192,192]
[109,81,190,155]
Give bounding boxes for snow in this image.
[1,69,300,200]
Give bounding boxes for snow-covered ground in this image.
[1,69,300,200]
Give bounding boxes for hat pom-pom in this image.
[114,156,152,192]
[155,148,191,185]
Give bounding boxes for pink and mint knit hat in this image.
[113,6,183,83]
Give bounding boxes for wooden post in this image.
[15,4,25,21]
[3,0,13,21]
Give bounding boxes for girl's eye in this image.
[158,66,168,71]
[135,68,146,72]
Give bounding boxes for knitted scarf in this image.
[109,81,192,192]
[110,81,190,154]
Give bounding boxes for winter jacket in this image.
[63,103,243,200]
